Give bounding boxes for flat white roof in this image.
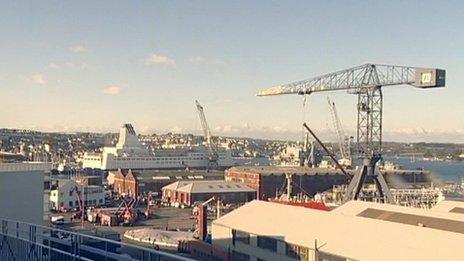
[163,180,255,194]
[333,200,464,221]
[432,200,464,214]
[0,162,51,172]
[213,200,464,261]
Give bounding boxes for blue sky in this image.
[0,1,463,142]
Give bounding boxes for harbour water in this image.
[386,157,464,183]
[235,156,464,183]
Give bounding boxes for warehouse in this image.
[212,200,464,261]
[162,180,256,206]
[225,166,431,200]
[108,169,224,197]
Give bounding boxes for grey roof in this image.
[213,200,464,261]
[161,181,193,191]
[358,208,464,234]
[432,200,464,214]
[163,180,255,194]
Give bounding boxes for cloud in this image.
[30,74,47,85]
[48,63,59,69]
[69,45,87,53]
[189,56,226,65]
[102,85,121,95]
[146,53,175,65]
[383,128,464,143]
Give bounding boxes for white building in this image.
[212,200,464,261]
[50,179,105,211]
[0,162,51,225]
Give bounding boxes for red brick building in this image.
[108,169,224,197]
[225,166,432,200]
[112,169,138,197]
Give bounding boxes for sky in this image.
[0,1,463,142]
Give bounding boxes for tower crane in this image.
[327,97,352,167]
[195,100,219,168]
[257,64,445,203]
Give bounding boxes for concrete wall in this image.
[0,163,49,225]
[212,223,312,261]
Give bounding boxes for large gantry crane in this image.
[257,64,445,203]
[195,100,219,168]
[327,97,352,168]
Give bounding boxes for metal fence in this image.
[0,218,195,261]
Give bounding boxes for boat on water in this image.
[82,124,234,170]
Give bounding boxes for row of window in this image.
[84,157,101,161]
[232,229,310,260]
[114,157,211,161]
[60,198,103,207]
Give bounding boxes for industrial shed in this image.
[212,200,464,261]
[162,180,256,206]
[108,169,224,197]
[225,166,431,200]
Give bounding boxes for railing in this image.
[0,218,195,261]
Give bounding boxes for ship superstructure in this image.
[82,124,234,170]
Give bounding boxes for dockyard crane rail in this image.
[195,100,219,167]
[257,63,445,203]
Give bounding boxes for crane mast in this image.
[195,100,219,167]
[327,97,352,167]
[258,64,445,203]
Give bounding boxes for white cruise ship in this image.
[82,124,235,170]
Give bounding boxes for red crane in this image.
[70,186,85,227]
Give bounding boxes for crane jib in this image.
[256,64,445,96]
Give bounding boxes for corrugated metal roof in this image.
[163,180,255,194]
[450,207,464,214]
[432,200,464,214]
[212,200,464,261]
[357,208,464,234]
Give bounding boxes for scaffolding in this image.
[321,185,444,209]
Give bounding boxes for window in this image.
[232,251,249,261]
[232,229,250,245]
[99,199,103,204]
[286,242,309,260]
[257,236,277,252]
[69,201,73,207]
